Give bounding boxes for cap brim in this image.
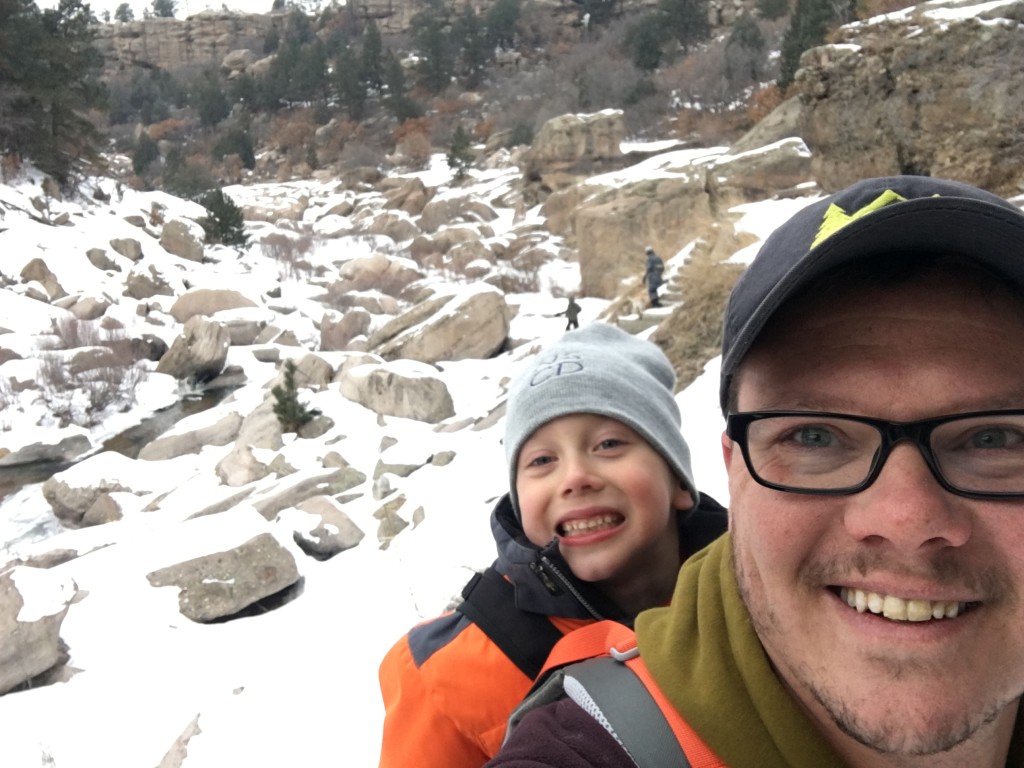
[721,196,1024,407]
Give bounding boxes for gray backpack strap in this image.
[564,657,689,768]
[504,655,690,768]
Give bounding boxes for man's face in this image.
[723,272,1024,762]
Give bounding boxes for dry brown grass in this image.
[651,251,746,391]
[261,232,317,280]
[667,108,750,144]
[147,118,190,142]
[746,84,785,125]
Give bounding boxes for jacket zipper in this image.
[536,549,604,620]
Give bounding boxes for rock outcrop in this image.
[796,0,1024,195]
[94,12,277,75]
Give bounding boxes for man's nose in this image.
[843,442,973,551]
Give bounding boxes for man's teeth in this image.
[560,515,619,536]
[839,587,966,621]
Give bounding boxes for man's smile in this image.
[837,586,970,621]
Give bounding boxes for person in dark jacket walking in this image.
[643,246,664,307]
[377,323,727,768]
[556,295,581,330]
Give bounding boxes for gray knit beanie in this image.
[504,323,698,518]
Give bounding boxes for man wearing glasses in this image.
[487,176,1024,768]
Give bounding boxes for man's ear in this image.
[721,430,733,468]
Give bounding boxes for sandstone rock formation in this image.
[796,0,1024,195]
[0,567,75,695]
[146,532,299,622]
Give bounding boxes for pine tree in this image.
[757,0,790,21]
[198,189,248,247]
[454,5,489,88]
[151,0,175,17]
[212,127,255,169]
[293,38,329,104]
[626,13,667,72]
[382,51,422,122]
[447,125,473,179]
[412,0,455,95]
[359,17,384,95]
[335,43,367,120]
[132,130,160,175]
[580,0,616,26]
[725,12,765,87]
[193,69,230,128]
[114,2,133,21]
[657,0,711,54]
[0,0,106,186]
[271,360,320,433]
[484,0,520,50]
[778,0,852,88]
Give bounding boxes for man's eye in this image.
[791,426,835,448]
[969,428,1024,450]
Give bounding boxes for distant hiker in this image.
[643,245,664,308]
[377,323,727,768]
[556,295,581,330]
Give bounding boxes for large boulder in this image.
[338,360,455,423]
[168,288,259,323]
[368,284,509,363]
[0,567,76,694]
[156,315,230,382]
[0,434,92,468]
[320,309,371,351]
[20,258,66,300]
[146,532,299,623]
[137,412,244,461]
[707,137,814,209]
[524,110,629,192]
[334,253,423,296]
[160,219,205,262]
[418,195,499,233]
[288,495,366,561]
[575,172,714,299]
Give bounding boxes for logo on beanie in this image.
[529,351,584,386]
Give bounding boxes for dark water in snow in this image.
[0,388,233,529]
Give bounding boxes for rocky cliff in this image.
[93,11,278,75]
[795,0,1024,195]
[92,0,753,75]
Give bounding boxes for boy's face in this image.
[516,414,692,604]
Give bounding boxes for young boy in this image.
[377,323,726,768]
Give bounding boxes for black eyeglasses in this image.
[725,410,1024,499]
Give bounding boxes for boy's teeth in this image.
[839,587,965,621]
[561,514,619,535]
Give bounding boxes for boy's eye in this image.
[526,455,555,468]
[597,438,626,450]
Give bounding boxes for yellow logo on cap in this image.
[812,189,908,249]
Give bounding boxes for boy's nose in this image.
[560,455,603,496]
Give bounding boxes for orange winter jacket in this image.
[377,492,728,768]
[378,609,592,767]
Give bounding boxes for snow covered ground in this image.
[0,148,823,766]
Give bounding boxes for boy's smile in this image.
[516,413,693,613]
[557,510,624,539]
